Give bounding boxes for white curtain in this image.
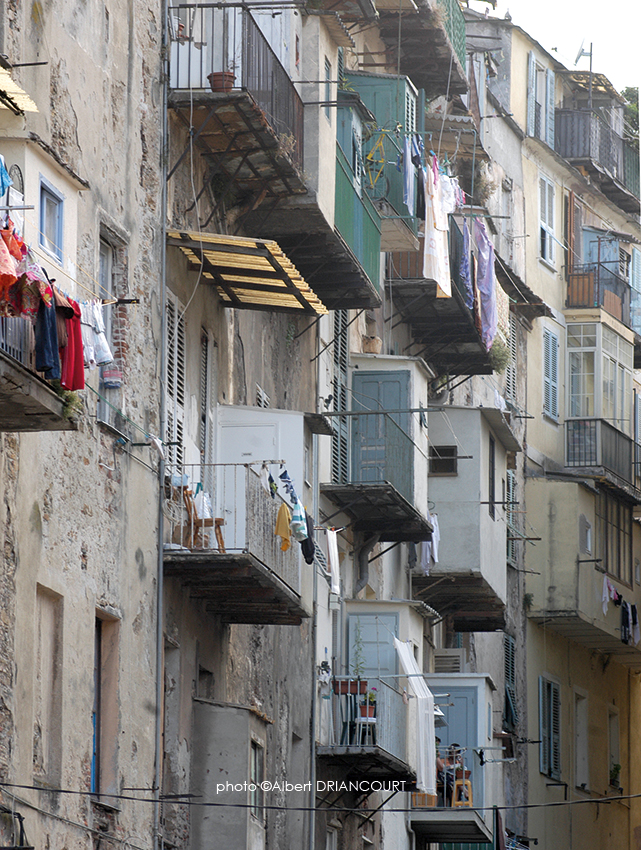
[394,637,436,794]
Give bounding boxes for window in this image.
[602,326,633,434]
[506,469,517,564]
[166,294,186,467]
[97,239,129,435]
[249,740,264,819]
[34,587,63,782]
[92,613,120,797]
[596,491,632,583]
[574,691,589,789]
[503,634,518,732]
[488,434,496,519]
[539,175,555,264]
[324,57,331,120]
[543,328,559,420]
[405,89,416,134]
[527,52,555,146]
[255,383,271,408]
[505,314,518,404]
[579,514,592,554]
[326,830,338,850]
[539,677,561,780]
[40,178,64,261]
[429,445,457,475]
[567,323,596,418]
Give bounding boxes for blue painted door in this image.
[351,370,412,500]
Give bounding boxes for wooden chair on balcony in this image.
[180,488,225,552]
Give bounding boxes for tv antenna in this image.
[574,40,593,111]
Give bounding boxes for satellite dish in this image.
[574,39,585,66]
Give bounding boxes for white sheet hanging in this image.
[326,528,341,596]
[394,637,436,794]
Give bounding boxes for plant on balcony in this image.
[351,617,366,678]
[488,337,511,373]
[365,688,377,705]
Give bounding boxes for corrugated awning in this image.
[0,67,38,114]
[167,230,328,315]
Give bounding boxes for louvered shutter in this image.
[546,68,555,148]
[550,682,561,779]
[504,634,518,730]
[332,310,349,483]
[527,51,536,136]
[166,296,186,467]
[505,314,517,402]
[543,329,558,419]
[539,676,550,775]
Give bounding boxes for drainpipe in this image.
[153,2,170,848]
[355,533,381,595]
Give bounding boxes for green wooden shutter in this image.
[504,635,518,731]
[546,68,555,148]
[527,51,536,136]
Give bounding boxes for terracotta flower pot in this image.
[359,704,375,717]
[207,71,235,92]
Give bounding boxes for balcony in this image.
[411,407,521,631]
[163,462,310,625]
[566,263,631,327]
[555,109,640,214]
[565,419,640,499]
[389,218,493,377]
[410,675,495,844]
[316,676,413,780]
[0,317,76,432]
[321,362,432,541]
[168,5,306,207]
[377,0,468,97]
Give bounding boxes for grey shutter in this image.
[527,51,536,136]
[332,310,349,483]
[504,635,518,730]
[546,68,555,148]
[543,329,558,419]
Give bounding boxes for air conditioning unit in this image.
[433,649,468,674]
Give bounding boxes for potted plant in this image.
[610,763,622,787]
[360,688,377,717]
[207,68,235,92]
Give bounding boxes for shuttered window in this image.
[539,677,561,779]
[543,328,559,420]
[526,51,555,147]
[505,314,518,403]
[540,175,555,263]
[332,310,349,483]
[506,469,517,564]
[504,634,518,732]
[166,295,186,466]
[488,434,496,520]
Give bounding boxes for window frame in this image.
[596,490,632,584]
[39,176,64,262]
[539,174,556,267]
[543,327,559,421]
[249,739,265,820]
[574,688,589,791]
[429,445,458,476]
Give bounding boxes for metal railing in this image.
[168,4,304,170]
[164,461,301,595]
[435,0,467,69]
[411,745,476,809]
[566,262,631,326]
[335,144,382,293]
[566,419,635,486]
[362,132,419,237]
[0,316,34,368]
[555,109,640,199]
[328,676,407,762]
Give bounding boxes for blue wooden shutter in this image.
[543,329,558,419]
[550,682,561,779]
[527,51,536,136]
[539,676,550,775]
[546,68,555,148]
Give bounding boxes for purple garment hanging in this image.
[403,135,415,215]
[473,218,497,351]
[461,220,473,310]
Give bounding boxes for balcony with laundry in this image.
[167,4,381,310]
[163,460,310,625]
[410,674,495,844]
[411,406,521,631]
[320,358,432,543]
[555,72,640,215]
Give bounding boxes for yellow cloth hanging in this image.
[275,502,292,551]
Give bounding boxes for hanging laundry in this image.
[460,219,473,309]
[602,574,609,616]
[632,605,641,646]
[0,157,12,196]
[60,298,85,390]
[0,236,18,293]
[53,288,74,347]
[416,166,426,222]
[326,528,341,595]
[473,218,497,351]
[35,294,61,379]
[423,164,451,297]
[279,468,299,506]
[621,601,631,644]
[429,513,440,563]
[403,135,415,216]
[290,499,308,542]
[80,300,113,369]
[420,539,430,576]
[259,463,272,497]
[274,502,292,552]
[300,512,315,565]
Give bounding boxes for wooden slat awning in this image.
[167,230,328,315]
[0,65,38,114]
